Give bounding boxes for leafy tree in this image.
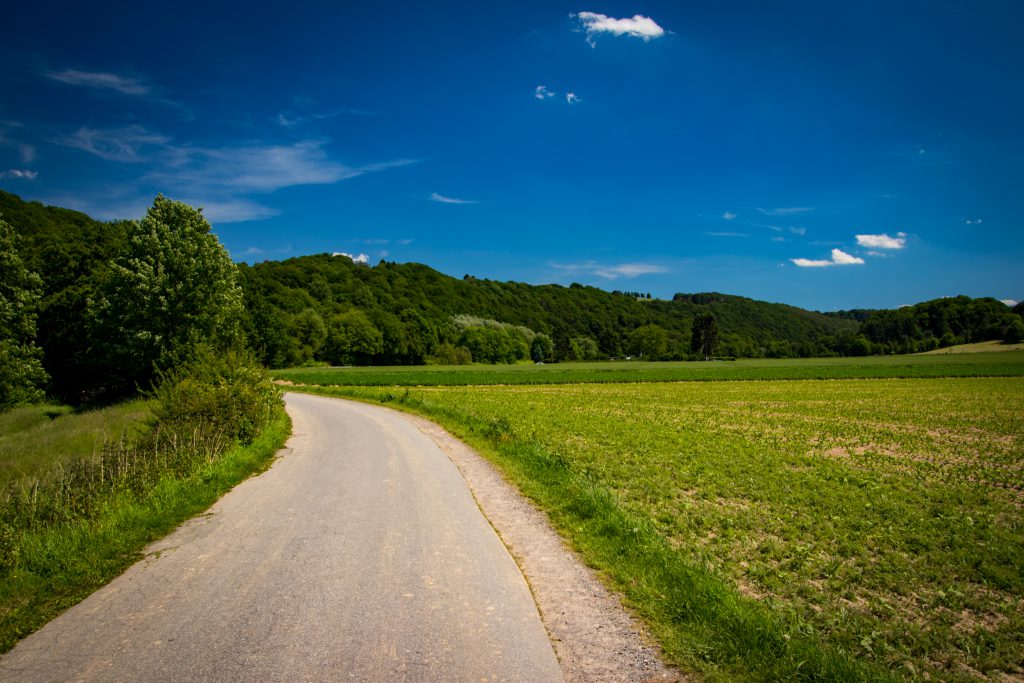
[324,310,383,365]
[530,333,554,362]
[629,324,668,358]
[690,313,719,359]
[1005,318,1024,344]
[0,217,48,409]
[88,196,244,392]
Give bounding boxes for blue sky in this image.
[1,1,1021,311]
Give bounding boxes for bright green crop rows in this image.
[316,378,1023,681]
[273,351,1024,386]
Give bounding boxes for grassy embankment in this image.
[0,382,290,651]
[0,402,152,485]
[273,350,1024,387]
[289,354,1023,682]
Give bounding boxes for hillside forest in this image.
[3,189,1022,404]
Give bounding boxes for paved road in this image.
[0,392,563,682]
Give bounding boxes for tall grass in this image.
[0,401,151,486]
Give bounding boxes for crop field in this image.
[298,375,1024,681]
[273,350,1024,387]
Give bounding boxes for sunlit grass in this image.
[0,401,152,486]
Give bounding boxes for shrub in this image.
[150,347,282,447]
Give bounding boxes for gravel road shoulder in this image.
[393,407,686,682]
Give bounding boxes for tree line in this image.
[1,189,1021,406]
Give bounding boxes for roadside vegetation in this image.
[293,361,1023,682]
[0,196,288,651]
[0,401,151,485]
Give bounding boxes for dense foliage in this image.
[830,296,1024,354]
[0,217,48,409]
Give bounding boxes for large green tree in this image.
[690,312,719,359]
[0,217,49,409]
[88,196,244,392]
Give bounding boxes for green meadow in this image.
[291,355,1024,681]
[273,350,1024,387]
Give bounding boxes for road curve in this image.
[0,392,563,682]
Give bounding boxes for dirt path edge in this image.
[394,408,686,682]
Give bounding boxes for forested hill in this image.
[238,254,860,366]
[3,189,1021,383]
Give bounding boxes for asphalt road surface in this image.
[0,392,563,682]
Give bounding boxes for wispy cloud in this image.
[151,141,414,194]
[276,107,371,128]
[964,218,983,225]
[707,231,749,238]
[19,144,36,163]
[566,92,581,104]
[534,85,555,100]
[429,192,477,205]
[791,248,865,268]
[45,68,150,95]
[0,169,38,180]
[855,232,906,249]
[758,206,813,216]
[789,226,806,236]
[551,260,668,280]
[723,211,737,220]
[573,12,666,47]
[181,198,281,223]
[56,126,170,162]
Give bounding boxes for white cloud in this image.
[0,169,38,180]
[1001,299,1018,307]
[551,260,667,280]
[789,226,806,236]
[855,232,906,249]
[790,248,865,268]
[723,211,736,220]
[534,85,555,100]
[574,12,665,47]
[19,144,36,163]
[57,125,170,162]
[566,92,581,104]
[965,218,983,225]
[45,68,150,95]
[707,232,749,237]
[758,206,813,216]
[397,239,414,245]
[429,192,477,205]
[333,252,369,264]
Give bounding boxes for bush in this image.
[151,347,282,447]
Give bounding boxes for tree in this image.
[628,324,668,358]
[530,333,554,362]
[690,313,719,359]
[324,310,383,365]
[0,217,49,409]
[88,196,244,392]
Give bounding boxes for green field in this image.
[290,356,1024,681]
[273,351,1024,386]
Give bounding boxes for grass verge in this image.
[291,385,898,682]
[0,408,290,652]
